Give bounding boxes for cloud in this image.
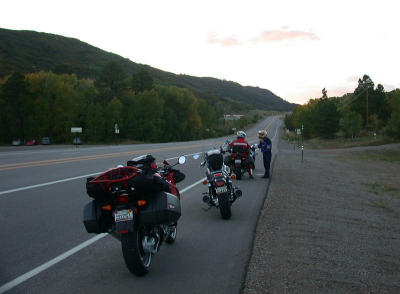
[346,76,360,83]
[251,30,319,43]
[207,33,241,47]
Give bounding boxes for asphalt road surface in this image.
[0,116,281,294]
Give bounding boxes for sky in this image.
[1,0,399,104]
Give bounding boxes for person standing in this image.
[258,130,272,178]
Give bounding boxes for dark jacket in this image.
[258,137,272,153]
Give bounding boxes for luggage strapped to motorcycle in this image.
[87,166,141,198]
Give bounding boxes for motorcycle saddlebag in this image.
[83,200,103,234]
[139,192,181,226]
[86,177,110,201]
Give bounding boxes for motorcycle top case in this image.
[139,192,181,226]
[206,150,223,171]
[83,200,105,234]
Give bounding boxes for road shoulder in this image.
[243,139,400,293]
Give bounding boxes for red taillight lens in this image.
[117,194,128,204]
[215,181,225,187]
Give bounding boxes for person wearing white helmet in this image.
[258,130,272,178]
[225,130,254,178]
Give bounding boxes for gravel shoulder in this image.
[243,137,400,293]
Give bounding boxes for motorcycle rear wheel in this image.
[121,224,152,276]
[218,193,232,219]
[235,168,242,180]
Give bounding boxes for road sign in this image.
[296,129,301,135]
[71,127,82,133]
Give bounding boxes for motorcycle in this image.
[224,144,256,180]
[83,154,186,276]
[199,149,242,219]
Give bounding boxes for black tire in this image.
[121,225,152,276]
[218,193,232,219]
[165,224,177,244]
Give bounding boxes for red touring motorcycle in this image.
[83,154,186,276]
[225,144,256,180]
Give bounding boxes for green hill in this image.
[0,28,296,111]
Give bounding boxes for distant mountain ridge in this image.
[0,28,296,111]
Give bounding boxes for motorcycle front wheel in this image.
[121,224,152,276]
[217,193,232,219]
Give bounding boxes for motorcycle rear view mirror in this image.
[193,154,200,160]
[178,156,186,164]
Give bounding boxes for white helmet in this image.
[237,131,246,138]
[258,130,267,138]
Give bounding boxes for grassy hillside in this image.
[0,28,296,111]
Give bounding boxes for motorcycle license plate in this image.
[235,159,241,164]
[215,186,228,194]
[114,209,133,222]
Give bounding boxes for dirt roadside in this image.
[243,138,400,293]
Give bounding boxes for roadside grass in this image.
[304,136,397,149]
[368,200,397,213]
[362,182,400,217]
[362,182,400,194]
[354,149,400,162]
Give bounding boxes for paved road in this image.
[0,116,281,294]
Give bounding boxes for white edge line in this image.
[0,172,101,196]
[0,233,107,293]
[0,152,202,197]
[0,177,205,293]
[180,177,206,193]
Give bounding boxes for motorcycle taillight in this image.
[116,193,128,204]
[215,181,225,187]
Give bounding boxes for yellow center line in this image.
[1,119,278,172]
[0,143,204,171]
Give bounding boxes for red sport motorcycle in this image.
[83,154,186,276]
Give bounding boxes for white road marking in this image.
[0,234,107,294]
[0,177,205,293]
[0,172,101,196]
[180,177,206,193]
[0,152,202,196]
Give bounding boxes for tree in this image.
[85,103,105,142]
[386,113,400,139]
[313,98,341,138]
[131,70,154,93]
[105,97,123,141]
[94,61,126,103]
[340,111,363,138]
[322,88,328,99]
[1,72,30,141]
